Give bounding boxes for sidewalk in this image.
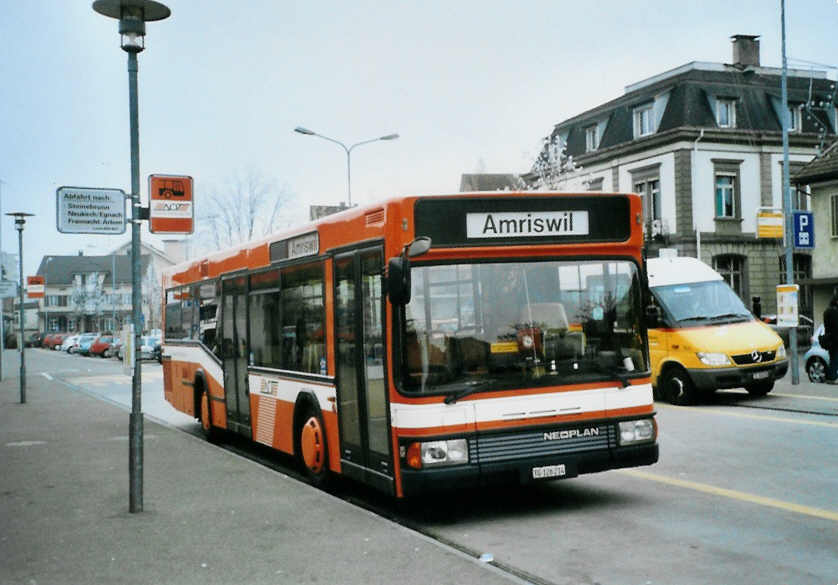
[0,373,519,585]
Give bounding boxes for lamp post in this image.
[294,126,399,208]
[92,0,170,514]
[7,212,33,404]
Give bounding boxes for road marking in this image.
[772,392,838,403]
[656,403,838,428]
[42,373,54,381]
[619,469,838,523]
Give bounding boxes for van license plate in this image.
[532,464,566,479]
[752,370,770,380]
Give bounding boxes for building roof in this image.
[35,254,151,286]
[459,174,522,191]
[792,139,838,184]
[549,62,837,161]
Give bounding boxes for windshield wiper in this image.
[444,379,495,405]
[583,360,632,388]
[708,313,749,321]
[678,315,712,323]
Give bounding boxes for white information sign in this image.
[466,211,589,239]
[0,280,15,298]
[56,186,126,234]
[122,324,135,375]
[776,284,799,328]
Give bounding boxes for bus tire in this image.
[296,403,330,488]
[660,366,696,405]
[195,378,217,442]
[745,380,774,396]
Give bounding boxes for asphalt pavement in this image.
[0,352,522,585]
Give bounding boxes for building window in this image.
[787,104,802,132]
[713,255,745,297]
[585,125,599,152]
[715,175,736,217]
[634,103,654,138]
[831,194,838,238]
[717,99,736,128]
[634,178,661,221]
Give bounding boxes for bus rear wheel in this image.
[297,405,330,487]
[660,367,696,405]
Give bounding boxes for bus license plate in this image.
[752,370,770,380]
[532,464,566,479]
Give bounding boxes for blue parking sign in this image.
[793,211,814,249]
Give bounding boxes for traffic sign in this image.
[793,211,814,249]
[56,186,126,234]
[0,280,15,298]
[756,208,783,239]
[27,276,44,298]
[149,174,194,234]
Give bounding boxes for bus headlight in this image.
[618,419,656,445]
[405,439,468,469]
[697,351,731,366]
[776,344,787,359]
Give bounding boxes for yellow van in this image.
[646,250,787,404]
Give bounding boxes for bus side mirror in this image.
[388,256,410,305]
[645,305,660,328]
[387,237,431,305]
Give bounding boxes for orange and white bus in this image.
[161,192,658,497]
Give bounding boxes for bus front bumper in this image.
[687,359,788,392]
[399,443,659,497]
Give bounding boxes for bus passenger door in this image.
[334,247,393,493]
[221,275,251,437]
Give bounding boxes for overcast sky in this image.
[1,1,837,278]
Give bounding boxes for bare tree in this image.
[197,168,292,251]
[524,133,581,190]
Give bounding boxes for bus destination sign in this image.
[466,211,589,239]
[56,186,126,235]
[415,195,629,247]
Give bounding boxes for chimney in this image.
[731,34,760,68]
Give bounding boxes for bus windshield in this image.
[398,259,647,396]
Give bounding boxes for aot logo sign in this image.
[149,174,194,234]
[27,276,45,299]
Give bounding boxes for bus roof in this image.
[646,255,723,288]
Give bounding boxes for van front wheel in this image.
[660,367,696,405]
[745,380,774,396]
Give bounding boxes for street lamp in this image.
[92,0,170,514]
[7,212,33,404]
[294,126,399,208]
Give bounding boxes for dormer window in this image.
[585,125,599,152]
[717,98,736,128]
[787,104,802,132]
[633,103,654,138]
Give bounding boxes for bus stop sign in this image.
[149,174,194,234]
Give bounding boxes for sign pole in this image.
[127,49,144,514]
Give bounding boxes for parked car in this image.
[75,334,98,356]
[49,333,69,349]
[139,336,160,360]
[25,332,44,348]
[804,324,830,383]
[761,314,814,349]
[89,335,114,357]
[152,339,162,363]
[105,337,122,358]
[61,334,80,352]
[41,333,56,348]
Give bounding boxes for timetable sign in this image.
[56,186,126,234]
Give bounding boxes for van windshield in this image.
[652,280,752,325]
[397,259,648,396]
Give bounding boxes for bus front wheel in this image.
[196,380,217,442]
